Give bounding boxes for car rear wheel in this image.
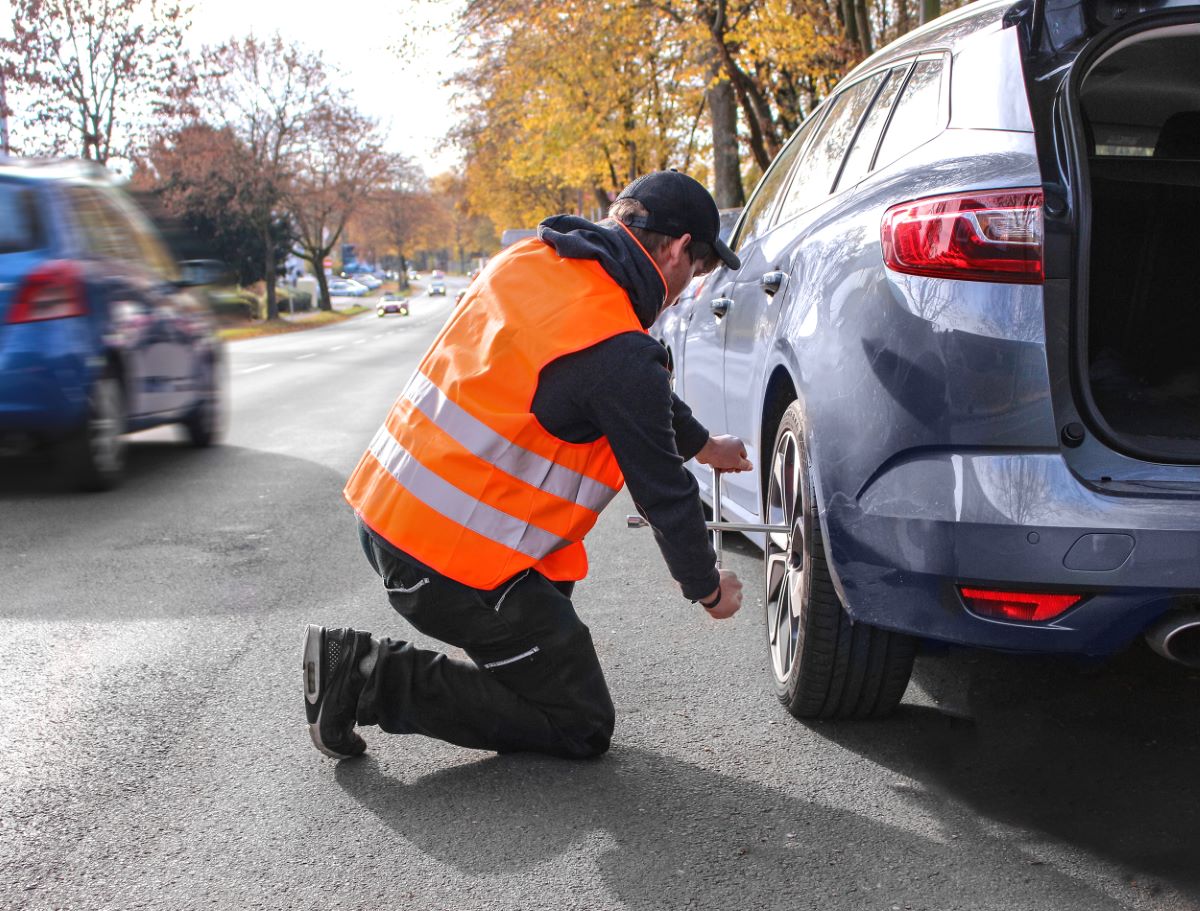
[764,401,916,719]
[59,369,126,492]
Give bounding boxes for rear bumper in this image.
[0,321,92,432]
[828,450,1200,655]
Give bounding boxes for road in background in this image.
[1,271,1198,910]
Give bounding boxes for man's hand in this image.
[697,434,752,472]
[699,569,743,620]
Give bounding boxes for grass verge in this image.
[218,306,371,342]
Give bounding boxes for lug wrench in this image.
[626,466,789,565]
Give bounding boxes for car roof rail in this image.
[0,155,116,183]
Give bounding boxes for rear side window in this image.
[874,57,947,170]
[0,183,46,253]
[775,72,886,225]
[107,191,178,280]
[69,187,177,280]
[69,187,140,261]
[836,65,910,191]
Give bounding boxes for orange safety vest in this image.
[344,237,652,590]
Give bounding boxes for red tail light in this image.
[960,586,1082,622]
[7,261,87,323]
[881,189,1044,284]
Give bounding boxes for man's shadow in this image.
[336,744,1128,909]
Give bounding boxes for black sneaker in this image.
[303,625,374,759]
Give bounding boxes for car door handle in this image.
[760,271,788,297]
[710,297,732,317]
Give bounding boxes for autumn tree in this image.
[133,122,290,286]
[193,34,332,320]
[451,0,972,229]
[455,0,704,230]
[0,0,192,164]
[421,172,497,272]
[287,104,394,311]
[357,159,435,287]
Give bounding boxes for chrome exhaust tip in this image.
[1144,607,1200,669]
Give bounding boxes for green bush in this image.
[278,288,313,312]
[207,289,260,321]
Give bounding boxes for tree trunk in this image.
[843,0,860,51]
[920,0,940,25]
[263,229,279,321]
[855,0,874,56]
[398,252,410,290]
[314,266,332,312]
[708,69,743,209]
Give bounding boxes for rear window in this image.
[774,72,886,224]
[874,57,946,170]
[0,183,46,253]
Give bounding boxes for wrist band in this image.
[699,589,722,610]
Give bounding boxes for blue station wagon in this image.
[657,0,1200,717]
[0,159,224,490]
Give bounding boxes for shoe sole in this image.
[302,624,358,760]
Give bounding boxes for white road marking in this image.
[354,339,365,345]
[240,363,274,374]
[330,346,345,352]
[296,353,316,360]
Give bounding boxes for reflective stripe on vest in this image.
[403,371,619,515]
[366,422,574,559]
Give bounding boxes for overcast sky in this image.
[2,0,468,175]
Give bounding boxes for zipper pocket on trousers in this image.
[492,569,530,612]
[386,576,430,595]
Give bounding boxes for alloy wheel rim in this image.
[764,428,806,684]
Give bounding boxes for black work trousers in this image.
[356,523,615,758]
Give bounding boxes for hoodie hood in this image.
[536,215,666,329]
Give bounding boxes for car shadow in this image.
[0,432,203,496]
[334,744,1130,909]
[811,645,1200,894]
[0,439,365,622]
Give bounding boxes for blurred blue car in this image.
[0,159,224,490]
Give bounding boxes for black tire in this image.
[764,401,916,719]
[58,368,127,492]
[183,356,225,448]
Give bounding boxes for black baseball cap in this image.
[616,170,741,271]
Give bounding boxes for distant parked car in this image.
[0,158,224,490]
[327,278,368,298]
[407,269,419,282]
[376,295,409,317]
[657,0,1200,720]
[353,273,382,290]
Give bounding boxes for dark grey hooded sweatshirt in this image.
[533,215,720,601]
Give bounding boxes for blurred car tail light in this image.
[959,586,1082,622]
[7,260,87,323]
[881,189,1044,284]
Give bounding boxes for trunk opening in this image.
[1081,25,1200,460]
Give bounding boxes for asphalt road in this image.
[2,277,1199,910]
